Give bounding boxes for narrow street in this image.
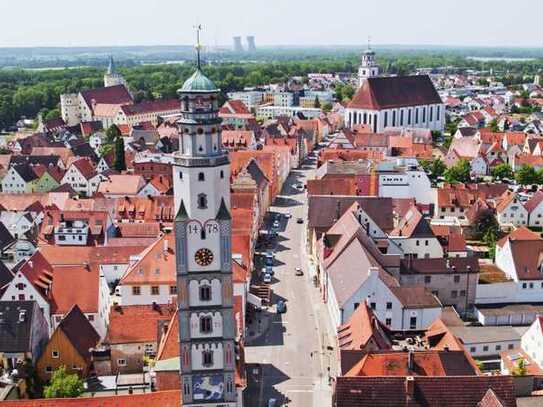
[244,150,338,407]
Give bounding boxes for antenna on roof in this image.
[194,24,203,69]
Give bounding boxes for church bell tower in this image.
[358,39,379,88]
[173,26,238,407]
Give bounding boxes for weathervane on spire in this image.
[194,24,203,69]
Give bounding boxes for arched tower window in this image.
[200,284,211,301]
[198,172,205,181]
[197,193,207,209]
[199,316,212,333]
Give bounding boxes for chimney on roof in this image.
[163,237,169,253]
[407,349,414,371]
[405,376,415,398]
[152,301,160,312]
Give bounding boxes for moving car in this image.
[295,267,303,276]
[296,218,304,224]
[276,300,287,314]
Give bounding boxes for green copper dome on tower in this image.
[179,69,218,93]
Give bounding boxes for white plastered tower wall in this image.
[172,45,238,405]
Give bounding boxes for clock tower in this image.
[173,27,237,407]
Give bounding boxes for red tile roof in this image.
[496,226,541,248]
[0,390,181,406]
[81,84,133,108]
[105,304,176,345]
[337,302,392,351]
[219,100,251,115]
[120,99,179,116]
[49,264,100,314]
[345,350,478,377]
[334,375,516,407]
[348,76,442,110]
[120,232,175,285]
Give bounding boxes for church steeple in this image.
[103,56,127,88]
[358,37,379,88]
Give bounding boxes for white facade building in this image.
[256,105,322,121]
[521,317,543,369]
[377,158,434,205]
[346,64,445,133]
[226,91,264,109]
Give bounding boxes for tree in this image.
[420,158,446,181]
[473,209,500,241]
[43,366,84,398]
[106,124,121,144]
[489,118,499,132]
[444,159,471,184]
[491,163,513,180]
[44,108,61,122]
[322,102,333,113]
[512,358,527,376]
[314,96,321,109]
[515,164,538,185]
[114,136,126,171]
[484,228,498,260]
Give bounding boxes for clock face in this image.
[194,248,214,267]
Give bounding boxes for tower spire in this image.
[367,35,372,50]
[194,24,203,69]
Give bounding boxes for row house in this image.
[103,304,175,374]
[117,233,177,306]
[434,183,508,223]
[61,158,105,197]
[114,195,175,224]
[115,99,181,128]
[97,174,146,198]
[389,206,444,259]
[219,100,256,129]
[36,304,99,381]
[318,203,441,330]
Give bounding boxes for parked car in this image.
[296,218,304,224]
[268,399,277,407]
[276,300,287,314]
[295,267,303,276]
[266,265,274,275]
[263,273,272,284]
[273,220,280,229]
[284,212,292,219]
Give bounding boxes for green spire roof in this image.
[179,69,218,93]
[175,200,189,222]
[107,56,116,75]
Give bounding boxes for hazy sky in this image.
[1,0,542,48]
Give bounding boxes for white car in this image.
[263,273,272,283]
[284,212,292,219]
[273,220,280,229]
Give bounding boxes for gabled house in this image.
[118,232,176,306]
[525,190,543,227]
[318,204,441,330]
[0,300,48,369]
[1,165,39,194]
[61,158,104,197]
[520,316,543,370]
[495,190,528,228]
[36,304,100,380]
[103,304,175,374]
[389,206,444,259]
